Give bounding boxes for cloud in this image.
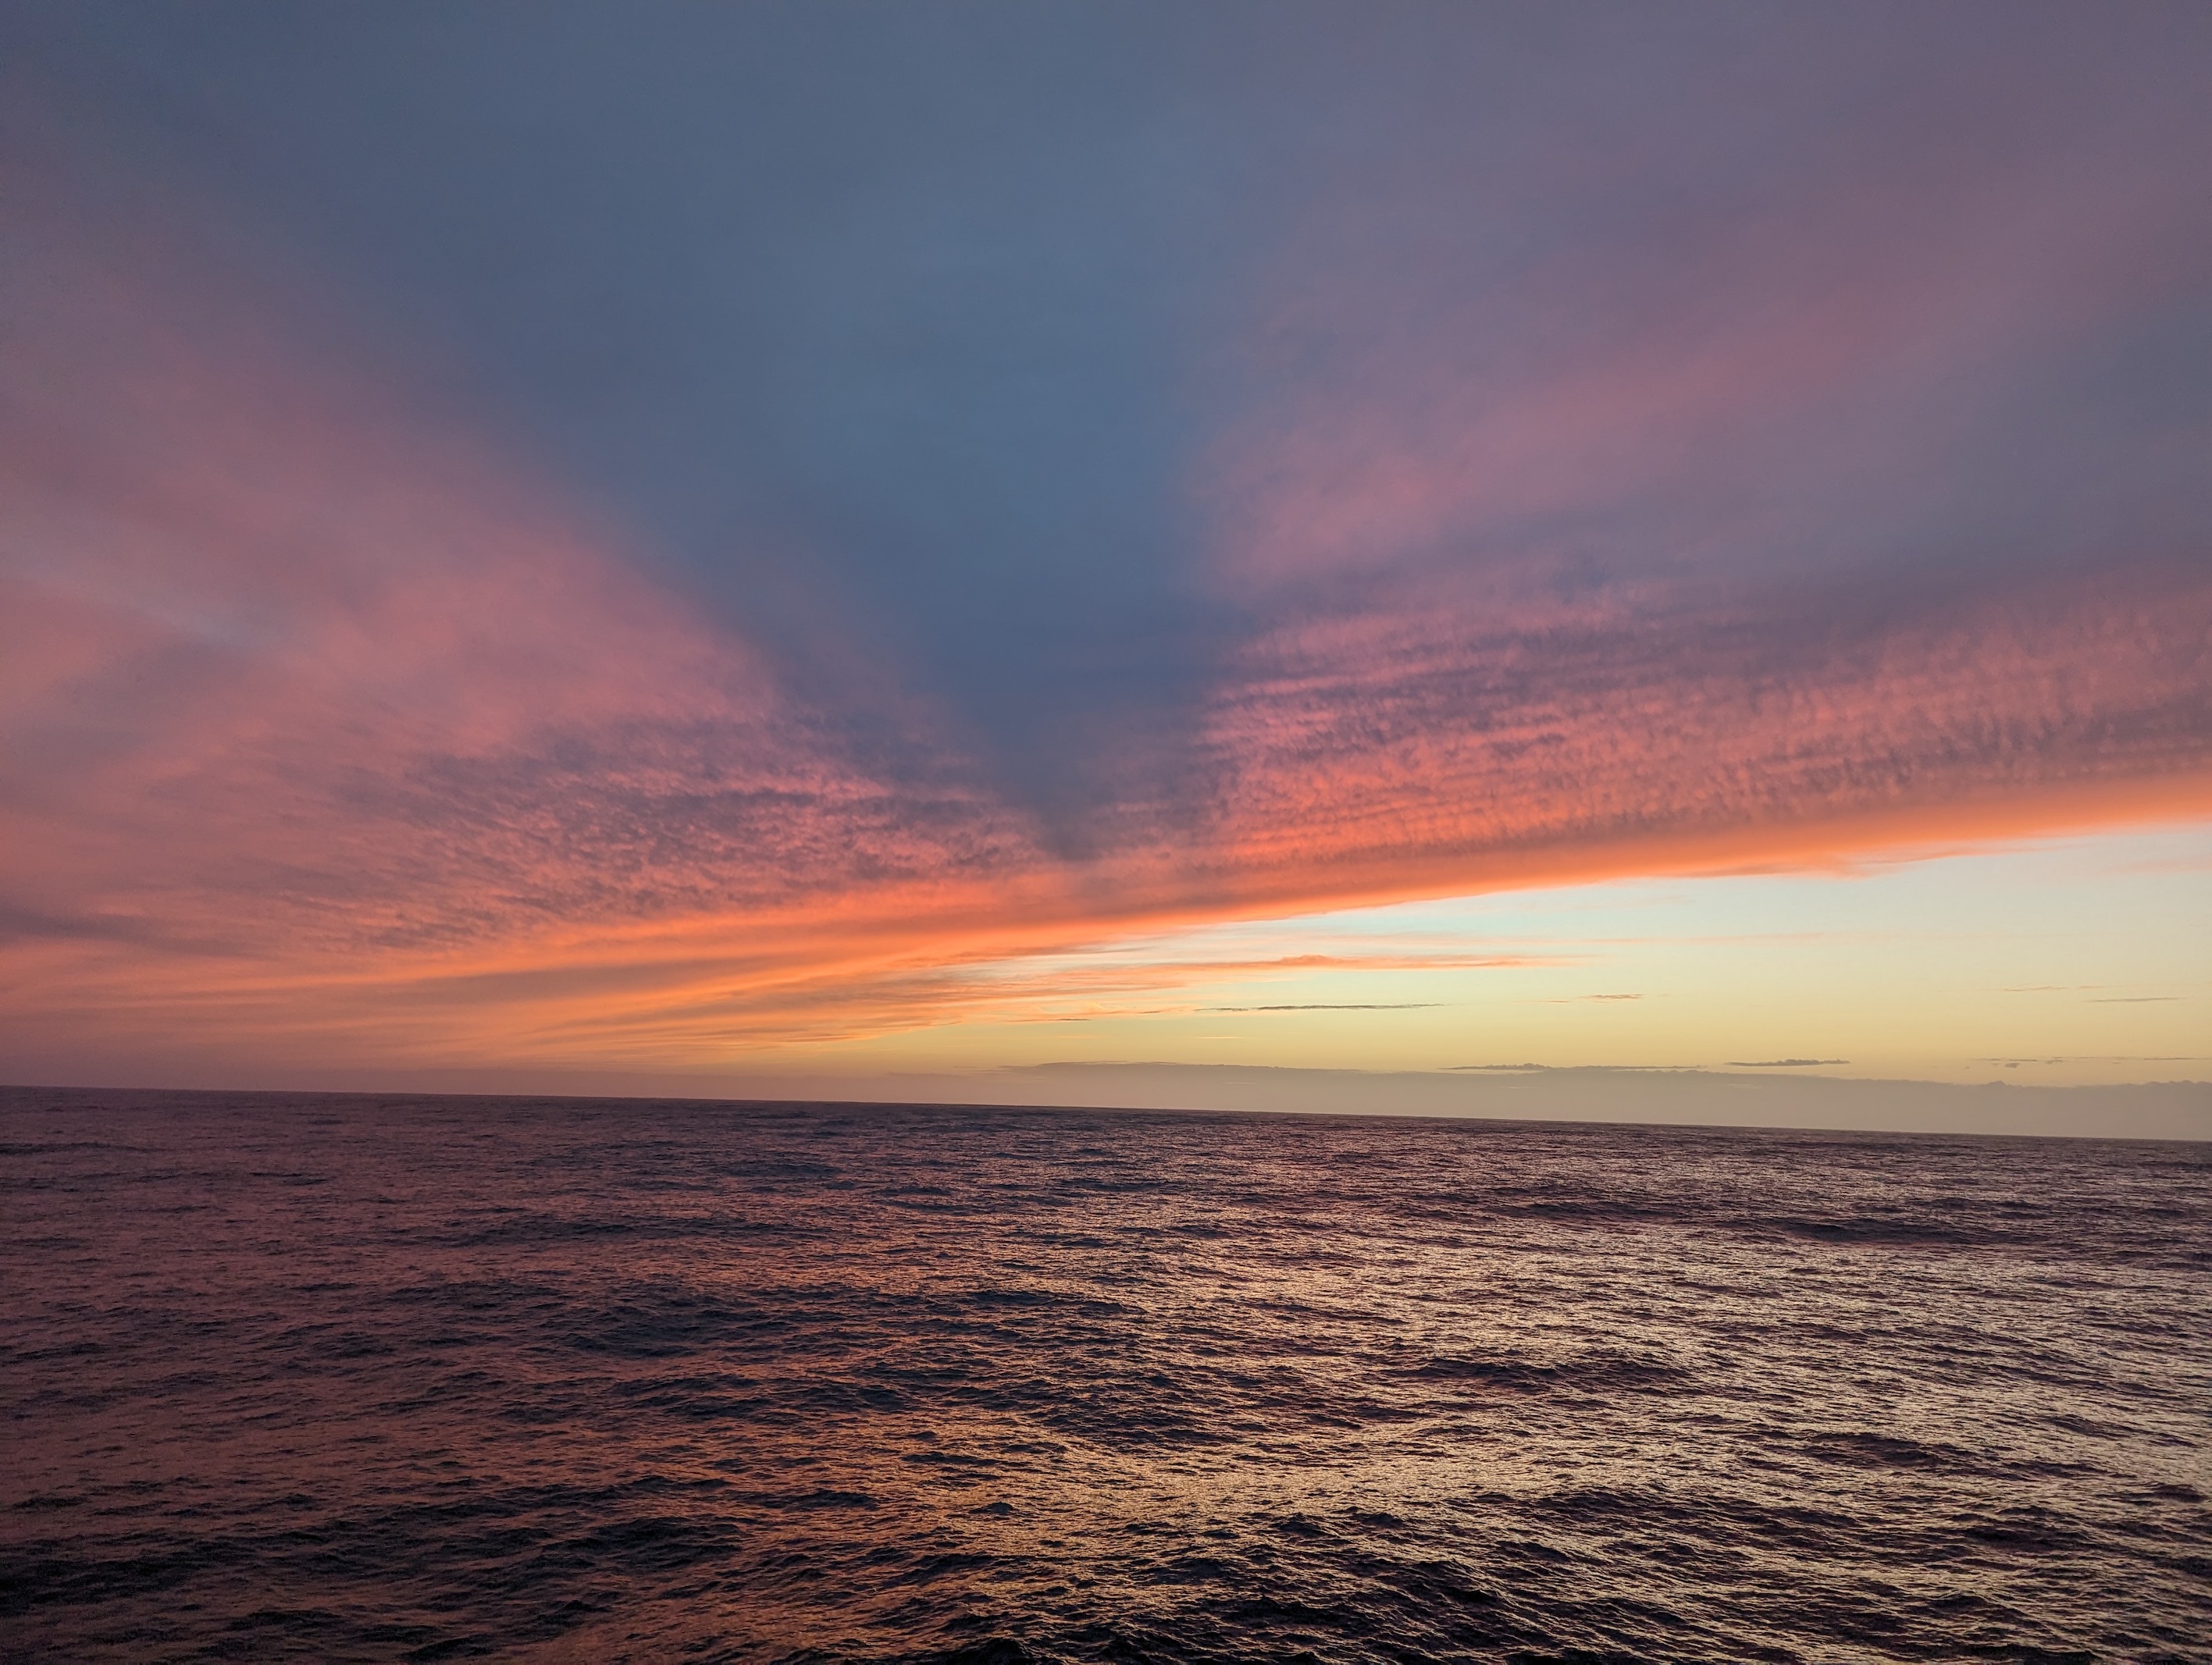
[1204,1002,1440,1012]
[946,1064,2212,1139]
[1181,5,2212,901]
[4,8,2210,1080]
[1979,1056,2206,1066]
[1444,1063,1692,1074]
[1726,1059,1852,1069]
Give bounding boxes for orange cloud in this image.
[1188,560,2211,905]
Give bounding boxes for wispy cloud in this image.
[1204,1002,1440,1012]
[1979,1056,2207,1066]
[1444,1063,1695,1075]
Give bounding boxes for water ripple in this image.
[2,1088,2207,1663]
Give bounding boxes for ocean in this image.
[3,1088,2207,1663]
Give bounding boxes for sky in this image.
[3,2,2208,1130]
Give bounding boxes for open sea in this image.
[2,1087,2207,1663]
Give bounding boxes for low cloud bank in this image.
[14,1064,2204,1141]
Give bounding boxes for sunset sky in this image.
[4,2,2207,1122]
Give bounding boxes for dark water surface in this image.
[4,1090,2208,1663]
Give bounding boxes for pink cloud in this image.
[4,183,1057,947]
[1186,560,2211,902]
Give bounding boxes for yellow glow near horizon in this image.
[748,820,2210,1087]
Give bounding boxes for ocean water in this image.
[3,1090,2207,1664]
